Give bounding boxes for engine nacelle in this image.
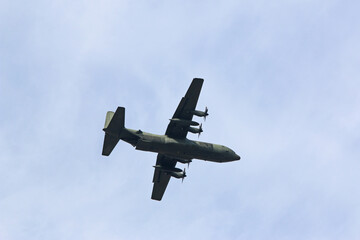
[167,171,186,179]
[188,123,203,136]
[192,107,209,119]
[153,165,186,179]
[188,127,202,134]
[174,158,192,164]
[170,118,199,126]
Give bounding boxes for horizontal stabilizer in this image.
[102,135,120,156]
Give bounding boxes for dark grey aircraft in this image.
[102,78,240,201]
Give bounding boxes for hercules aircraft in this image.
[102,78,240,201]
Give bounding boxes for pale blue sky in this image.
[1,0,360,239]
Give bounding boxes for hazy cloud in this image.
[1,0,359,239]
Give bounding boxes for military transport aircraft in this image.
[102,78,240,201]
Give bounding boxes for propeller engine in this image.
[170,118,199,126]
[154,166,187,180]
[188,123,203,137]
[174,158,192,164]
[192,107,209,121]
[174,158,192,168]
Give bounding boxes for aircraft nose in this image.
[234,154,241,160]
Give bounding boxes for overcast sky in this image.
[1,0,360,239]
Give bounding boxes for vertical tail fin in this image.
[102,107,125,156]
[103,107,125,133]
[104,111,115,129]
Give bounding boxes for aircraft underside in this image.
[101,78,240,201]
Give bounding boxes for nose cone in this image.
[234,154,241,160]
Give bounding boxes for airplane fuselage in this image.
[123,128,240,162]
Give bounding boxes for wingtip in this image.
[193,78,204,82]
[151,196,162,201]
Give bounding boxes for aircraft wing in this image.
[151,154,177,201]
[152,78,203,200]
[165,78,204,139]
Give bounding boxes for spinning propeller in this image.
[182,168,186,183]
[198,123,203,138]
[204,107,208,121]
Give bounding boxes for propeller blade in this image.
[204,107,208,121]
[198,123,203,138]
[182,168,186,183]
